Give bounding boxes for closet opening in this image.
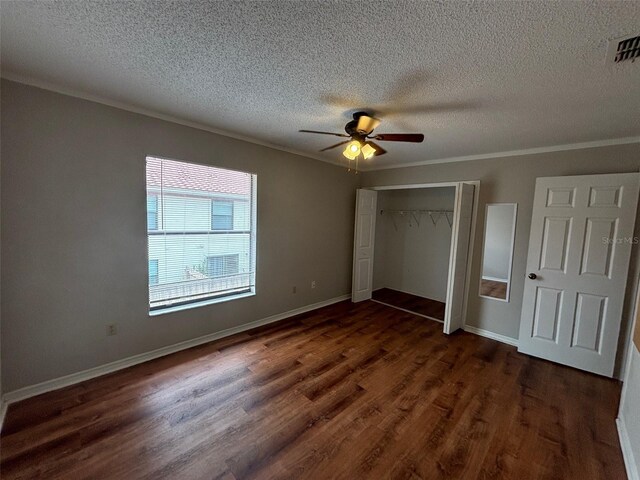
[352,182,478,334]
[372,186,455,323]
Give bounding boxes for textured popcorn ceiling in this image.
[1,1,639,169]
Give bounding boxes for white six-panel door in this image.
[518,173,640,377]
[352,189,378,302]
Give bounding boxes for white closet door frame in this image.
[361,181,481,333]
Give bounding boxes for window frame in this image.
[146,156,257,316]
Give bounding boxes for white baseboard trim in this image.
[2,294,350,406]
[370,299,444,324]
[372,287,446,304]
[462,325,519,347]
[481,275,508,283]
[617,416,640,480]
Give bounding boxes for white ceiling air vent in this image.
[607,34,640,64]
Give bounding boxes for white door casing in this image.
[352,189,378,302]
[518,173,640,377]
[444,183,475,334]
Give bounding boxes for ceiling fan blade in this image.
[356,115,381,134]
[374,133,424,143]
[299,129,350,137]
[319,140,350,152]
[367,141,387,156]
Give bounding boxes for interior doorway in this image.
[518,172,640,377]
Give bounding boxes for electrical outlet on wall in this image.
[107,324,118,336]
[311,280,316,289]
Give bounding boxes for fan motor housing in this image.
[344,111,371,141]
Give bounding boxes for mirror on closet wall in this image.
[479,203,517,302]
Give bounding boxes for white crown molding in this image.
[1,294,350,406]
[0,72,345,169]
[463,324,519,347]
[364,136,640,171]
[3,73,638,173]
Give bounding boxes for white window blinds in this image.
[146,156,256,311]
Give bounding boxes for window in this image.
[207,254,239,278]
[149,260,159,285]
[212,200,234,230]
[146,156,256,312]
[147,195,158,230]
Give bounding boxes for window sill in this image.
[149,290,255,317]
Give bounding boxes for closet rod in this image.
[380,208,454,228]
[379,209,453,214]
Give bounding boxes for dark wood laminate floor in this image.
[0,301,625,480]
[372,287,446,321]
[480,279,508,300]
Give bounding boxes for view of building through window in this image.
[146,156,256,311]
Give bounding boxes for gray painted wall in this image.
[362,143,640,375]
[1,80,358,393]
[3,77,640,392]
[373,187,454,302]
[481,204,516,281]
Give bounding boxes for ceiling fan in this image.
[299,111,424,171]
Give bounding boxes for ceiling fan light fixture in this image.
[343,140,361,159]
[361,143,376,159]
[299,115,422,168]
[343,149,358,160]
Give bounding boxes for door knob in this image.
[528,273,537,280]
